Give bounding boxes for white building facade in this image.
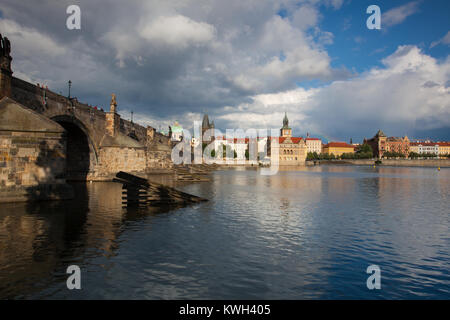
[410,142,439,155]
[305,138,322,154]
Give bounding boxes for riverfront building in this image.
[437,142,450,156]
[364,129,410,158]
[305,136,322,154]
[410,142,439,155]
[322,142,355,156]
[271,113,307,165]
[409,141,450,157]
[213,136,250,161]
[386,136,410,155]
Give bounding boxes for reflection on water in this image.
[0,166,449,299]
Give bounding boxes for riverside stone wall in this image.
[0,130,73,202]
[91,147,147,180]
[146,150,173,171]
[307,159,450,167]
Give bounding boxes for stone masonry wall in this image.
[0,130,73,202]
[146,150,173,171]
[92,147,147,180]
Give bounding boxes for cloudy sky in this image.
[0,0,449,142]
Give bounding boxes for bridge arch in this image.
[51,115,98,181]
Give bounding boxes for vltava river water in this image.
[0,166,449,299]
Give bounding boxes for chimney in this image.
[0,34,13,99]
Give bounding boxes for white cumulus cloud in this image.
[213,46,450,141]
[140,15,216,49]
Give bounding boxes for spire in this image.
[282,112,289,129]
[376,129,386,137]
[202,114,210,129]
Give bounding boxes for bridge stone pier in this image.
[0,35,173,202]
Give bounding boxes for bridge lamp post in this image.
[68,80,72,99]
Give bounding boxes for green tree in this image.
[356,143,373,158]
[384,151,406,159]
[306,152,315,160]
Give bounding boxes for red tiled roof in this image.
[323,142,355,149]
[215,136,256,143]
[436,142,450,147]
[305,137,320,141]
[387,137,407,141]
[410,142,439,146]
[278,137,304,144]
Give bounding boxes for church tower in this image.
[201,114,215,142]
[280,112,292,137]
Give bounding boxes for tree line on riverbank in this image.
[307,144,449,161]
[307,143,374,160]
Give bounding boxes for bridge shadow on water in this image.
[2,176,194,299]
[3,121,201,298]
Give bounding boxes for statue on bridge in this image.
[0,34,12,99]
[110,93,117,113]
[0,34,11,58]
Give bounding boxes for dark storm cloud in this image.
[0,0,347,121]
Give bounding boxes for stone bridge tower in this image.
[0,34,12,99]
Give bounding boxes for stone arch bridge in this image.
[9,77,173,181]
[0,34,174,202]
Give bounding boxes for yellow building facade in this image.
[322,142,355,156]
[438,142,450,156]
